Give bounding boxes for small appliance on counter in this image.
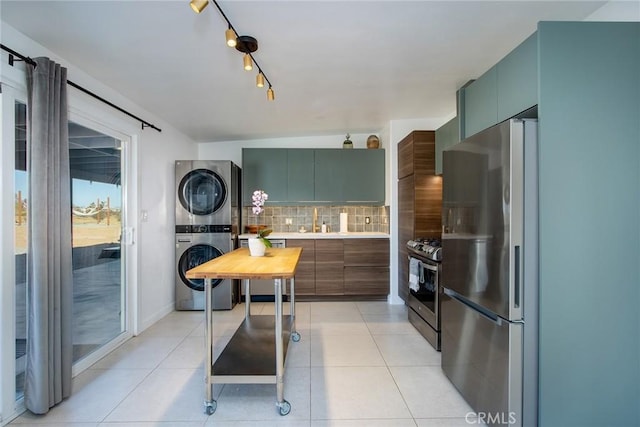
[406,237,442,350]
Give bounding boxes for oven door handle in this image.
[408,256,439,271]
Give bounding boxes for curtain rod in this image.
[1,43,162,133]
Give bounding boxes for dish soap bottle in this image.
[321,222,327,233]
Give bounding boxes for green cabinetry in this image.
[341,149,385,204]
[242,148,288,204]
[497,33,537,123]
[287,149,315,202]
[243,148,385,205]
[461,33,538,138]
[435,116,459,175]
[463,65,498,138]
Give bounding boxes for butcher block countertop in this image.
[238,232,389,240]
[186,247,302,280]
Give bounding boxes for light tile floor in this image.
[10,301,478,427]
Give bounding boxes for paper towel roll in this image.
[340,212,348,233]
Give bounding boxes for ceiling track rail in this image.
[1,43,162,133]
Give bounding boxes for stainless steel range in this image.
[406,238,442,350]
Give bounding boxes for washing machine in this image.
[175,225,237,310]
[175,160,240,228]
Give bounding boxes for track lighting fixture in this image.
[189,0,208,14]
[190,0,275,101]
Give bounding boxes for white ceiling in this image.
[1,1,609,142]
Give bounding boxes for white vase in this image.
[248,237,266,257]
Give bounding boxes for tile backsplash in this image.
[243,206,389,234]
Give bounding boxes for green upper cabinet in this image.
[315,149,385,204]
[463,65,498,138]
[497,33,538,122]
[314,149,344,202]
[435,116,460,175]
[287,149,315,202]
[342,149,385,204]
[242,148,288,205]
[244,148,385,205]
[461,34,539,138]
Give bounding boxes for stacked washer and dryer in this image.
[175,160,240,310]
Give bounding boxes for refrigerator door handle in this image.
[445,288,503,326]
[514,245,521,309]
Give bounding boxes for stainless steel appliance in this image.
[175,160,240,228]
[239,238,287,300]
[441,119,538,426]
[175,225,237,310]
[406,238,442,350]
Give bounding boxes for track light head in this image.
[225,28,237,47]
[190,0,209,14]
[256,72,265,88]
[243,54,253,71]
[267,87,275,101]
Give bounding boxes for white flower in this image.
[251,190,268,215]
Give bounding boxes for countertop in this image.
[186,247,303,280]
[238,232,389,240]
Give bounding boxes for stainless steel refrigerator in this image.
[441,119,538,427]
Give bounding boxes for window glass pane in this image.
[14,101,27,401]
[69,121,124,362]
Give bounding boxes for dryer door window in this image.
[178,169,227,216]
[178,244,223,290]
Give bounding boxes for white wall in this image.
[585,1,640,21]
[0,22,198,338]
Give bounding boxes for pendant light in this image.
[267,86,275,101]
[189,0,209,14]
[256,72,265,88]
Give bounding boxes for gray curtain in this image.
[25,57,73,414]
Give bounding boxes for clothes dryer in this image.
[175,160,240,228]
[175,225,237,310]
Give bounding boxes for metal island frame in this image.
[186,246,302,416]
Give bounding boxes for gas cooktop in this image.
[406,238,442,262]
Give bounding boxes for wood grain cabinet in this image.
[344,239,389,296]
[285,239,316,295]
[285,238,390,297]
[397,131,442,302]
[314,239,344,295]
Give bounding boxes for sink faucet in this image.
[312,208,319,233]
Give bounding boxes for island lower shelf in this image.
[211,314,293,384]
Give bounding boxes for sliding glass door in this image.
[2,85,134,422]
[69,121,126,363]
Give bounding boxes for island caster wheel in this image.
[278,400,291,416]
[291,332,301,342]
[204,400,217,415]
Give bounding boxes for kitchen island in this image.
[186,247,302,416]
